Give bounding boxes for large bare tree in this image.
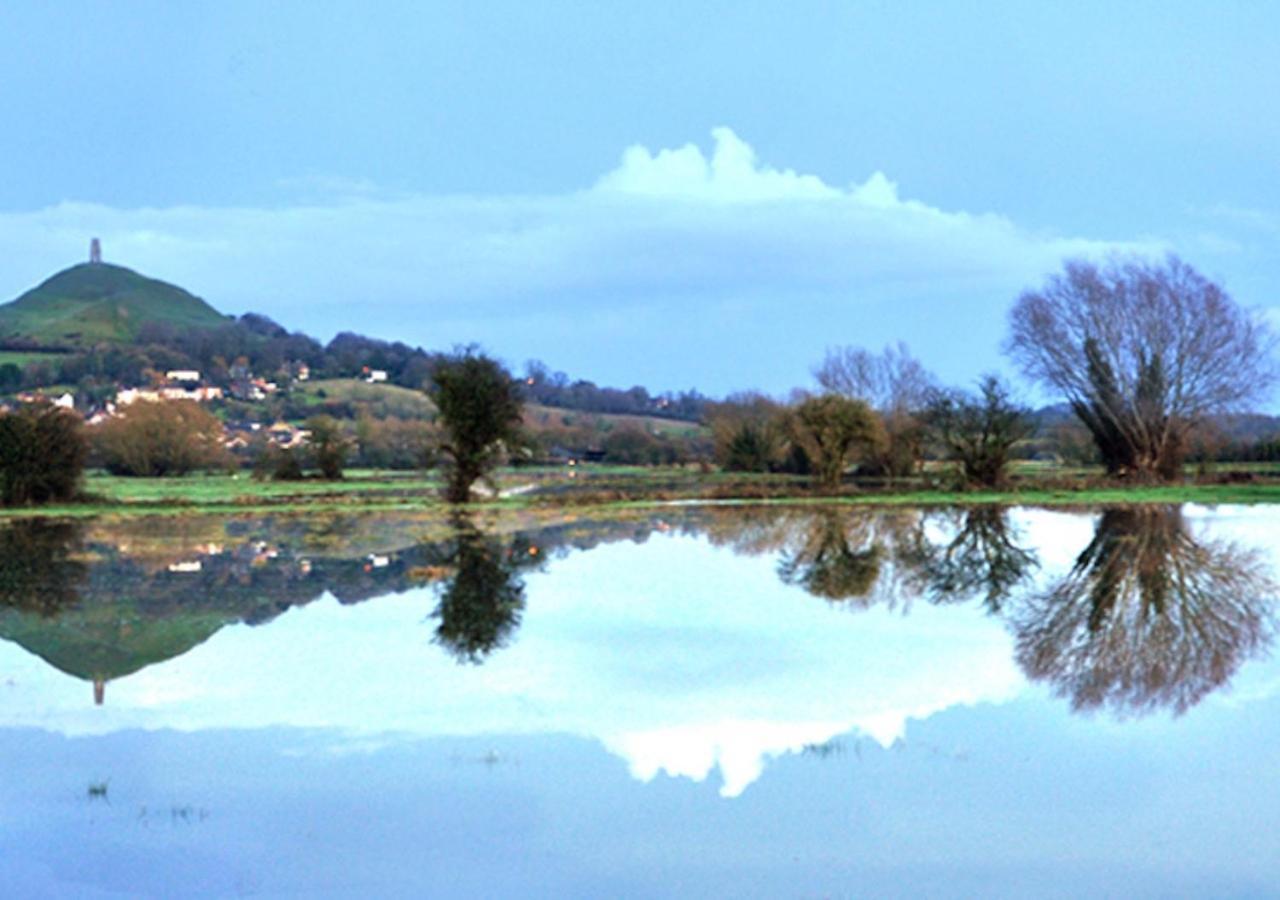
[1006,256,1276,479]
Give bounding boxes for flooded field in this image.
[2,504,1279,897]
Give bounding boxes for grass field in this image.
[523,403,708,437]
[0,463,1277,519]
[0,350,69,369]
[294,379,437,418]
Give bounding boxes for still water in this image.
[1,504,1279,898]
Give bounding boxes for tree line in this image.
[1,253,1275,505]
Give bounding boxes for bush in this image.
[706,392,787,472]
[353,415,437,469]
[925,375,1033,487]
[305,415,351,480]
[0,403,87,505]
[787,394,884,489]
[602,426,693,465]
[95,400,230,476]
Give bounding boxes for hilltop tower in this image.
[89,238,101,264]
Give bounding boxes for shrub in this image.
[305,415,351,480]
[0,403,87,505]
[95,400,230,476]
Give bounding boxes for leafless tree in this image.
[1009,506,1277,717]
[814,342,935,477]
[1006,255,1276,479]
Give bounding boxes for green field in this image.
[0,350,69,369]
[0,464,1276,519]
[293,379,437,418]
[524,403,708,438]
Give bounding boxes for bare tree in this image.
[1007,255,1276,479]
[1009,507,1276,717]
[814,342,934,477]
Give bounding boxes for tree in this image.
[925,375,1033,487]
[0,403,87,505]
[304,415,351,480]
[814,342,935,477]
[1006,256,1276,480]
[95,400,229,476]
[905,506,1038,611]
[777,510,884,602]
[1009,506,1276,716]
[429,349,524,503]
[432,514,530,663]
[705,392,788,472]
[787,394,883,490]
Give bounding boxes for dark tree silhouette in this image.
[429,349,524,503]
[1009,506,1277,716]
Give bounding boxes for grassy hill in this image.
[0,262,230,348]
[294,378,438,419]
[524,403,707,437]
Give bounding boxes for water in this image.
[1,504,1279,898]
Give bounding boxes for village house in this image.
[115,385,224,405]
[15,391,76,409]
[267,421,309,449]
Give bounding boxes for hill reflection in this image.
[0,504,1275,720]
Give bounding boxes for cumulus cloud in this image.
[0,129,1162,391]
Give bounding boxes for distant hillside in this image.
[0,262,229,348]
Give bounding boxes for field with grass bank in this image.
[0,463,1277,519]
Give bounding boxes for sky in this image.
[1,1,1278,397]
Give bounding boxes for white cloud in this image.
[595,127,840,203]
[0,129,1163,391]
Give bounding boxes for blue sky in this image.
[1,1,1278,397]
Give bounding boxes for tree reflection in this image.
[432,514,532,663]
[1010,506,1276,716]
[0,519,86,617]
[777,510,885,603]
[906,506,1039,611]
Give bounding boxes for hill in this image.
[0,262,229,348]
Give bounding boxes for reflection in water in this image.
[0,519,86,618]
[0,504,1276,724]
[776,510,883,602]
[1010,506,1277,716]
[906,507,1039,612]
[432,514,534,664]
